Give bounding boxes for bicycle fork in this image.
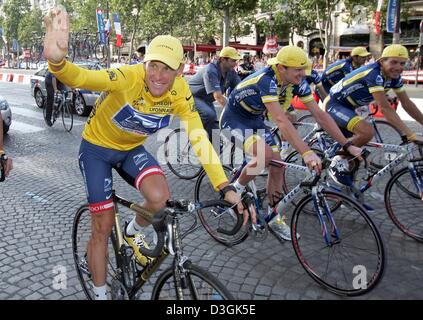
[311,187,340,246]
[408,163,423,201]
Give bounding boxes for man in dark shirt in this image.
[237,54,256,80]
[44,70,69,127]
[188,47,241,143]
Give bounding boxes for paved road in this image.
[0,81,422,300]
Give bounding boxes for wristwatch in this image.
[219,185,237,198]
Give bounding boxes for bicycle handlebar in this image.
[137,199,243,258]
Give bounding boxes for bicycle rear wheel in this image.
[164,128,202,179]
[151,263,234,300]
[62,101,74,132]
[194,166,248,246]
[385,165,423,242]
[291,190,385,296]
[367,119,403,169]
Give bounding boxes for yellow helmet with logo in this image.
[381,44,409,60]
[267,46,308,68]
[144,35,184,70]
[351,47,371,57]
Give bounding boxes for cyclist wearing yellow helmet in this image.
[220,46,362,240]
[318,46,372,96]
[326,44,423,185]
[43,6,245,300]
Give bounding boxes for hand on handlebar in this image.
[303,151,322,175]
[224,190,257,226]
[346,145,363,161]
[407,133,423,146]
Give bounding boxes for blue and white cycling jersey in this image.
[320,57,354,93]
[224,65,314,119]
[329,62,404,110]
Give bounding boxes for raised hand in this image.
[43,5,70,63]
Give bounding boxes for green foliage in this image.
[18,8,44,48]
[2,0,31,44]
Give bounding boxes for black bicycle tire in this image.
[72,205,123,300]
[194,166,248,246]
[72,205,96,300]
[385,164,423,242]
[151,263,234,300]
[164,128,202,180]
[62,100,74,132]
[368,119,403,169]
[291,190,385,296]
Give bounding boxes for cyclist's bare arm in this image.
[372,91,415,137]
[316,83,328,100]
[267,102,322,172]
[305,100,362,157]
[396,90,423,126]
[213,91,227,107]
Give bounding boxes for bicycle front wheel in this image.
[194,166,248,246]
[291,190,385,296]
[385,165,423,242]
[72,205,120,300]
[62,101,74,132]
[151,263,234,300]
[368,119,403,169]
[164,128,202,180]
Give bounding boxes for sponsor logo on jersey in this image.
[112,104,171,136]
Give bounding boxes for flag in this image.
[113,13,122,48]
[96,8,106,44]
[104,19,111,38]
[386,0,399,33]
[374,0,383,35]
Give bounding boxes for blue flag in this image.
[386,0,399,33]
[96,8,106,44]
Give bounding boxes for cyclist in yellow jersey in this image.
[44,6,245,300]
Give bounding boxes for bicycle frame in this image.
[231,158,346,246]
[359,142,423,196]
[112,194,170,299]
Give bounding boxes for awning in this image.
[341,24,370,35]
[183,43,264,52]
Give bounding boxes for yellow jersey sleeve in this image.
[48,60,138,93]
[173,81,228,190]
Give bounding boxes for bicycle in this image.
[44,90,74,132]
[284,129,423,241]
[72,192,240,300]
[194,155,386,296]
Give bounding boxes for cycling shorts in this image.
[78,139,164,214]
[323,97,362,138]
[220,108,279,153]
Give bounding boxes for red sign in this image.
[263,36,278,55]
[24,49,31,58]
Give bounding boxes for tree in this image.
[207,0,257,46]
[2,0,31,49]
[18,8,44,49]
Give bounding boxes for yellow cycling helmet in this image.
[380,44,409,60]
[268,46,308,68]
